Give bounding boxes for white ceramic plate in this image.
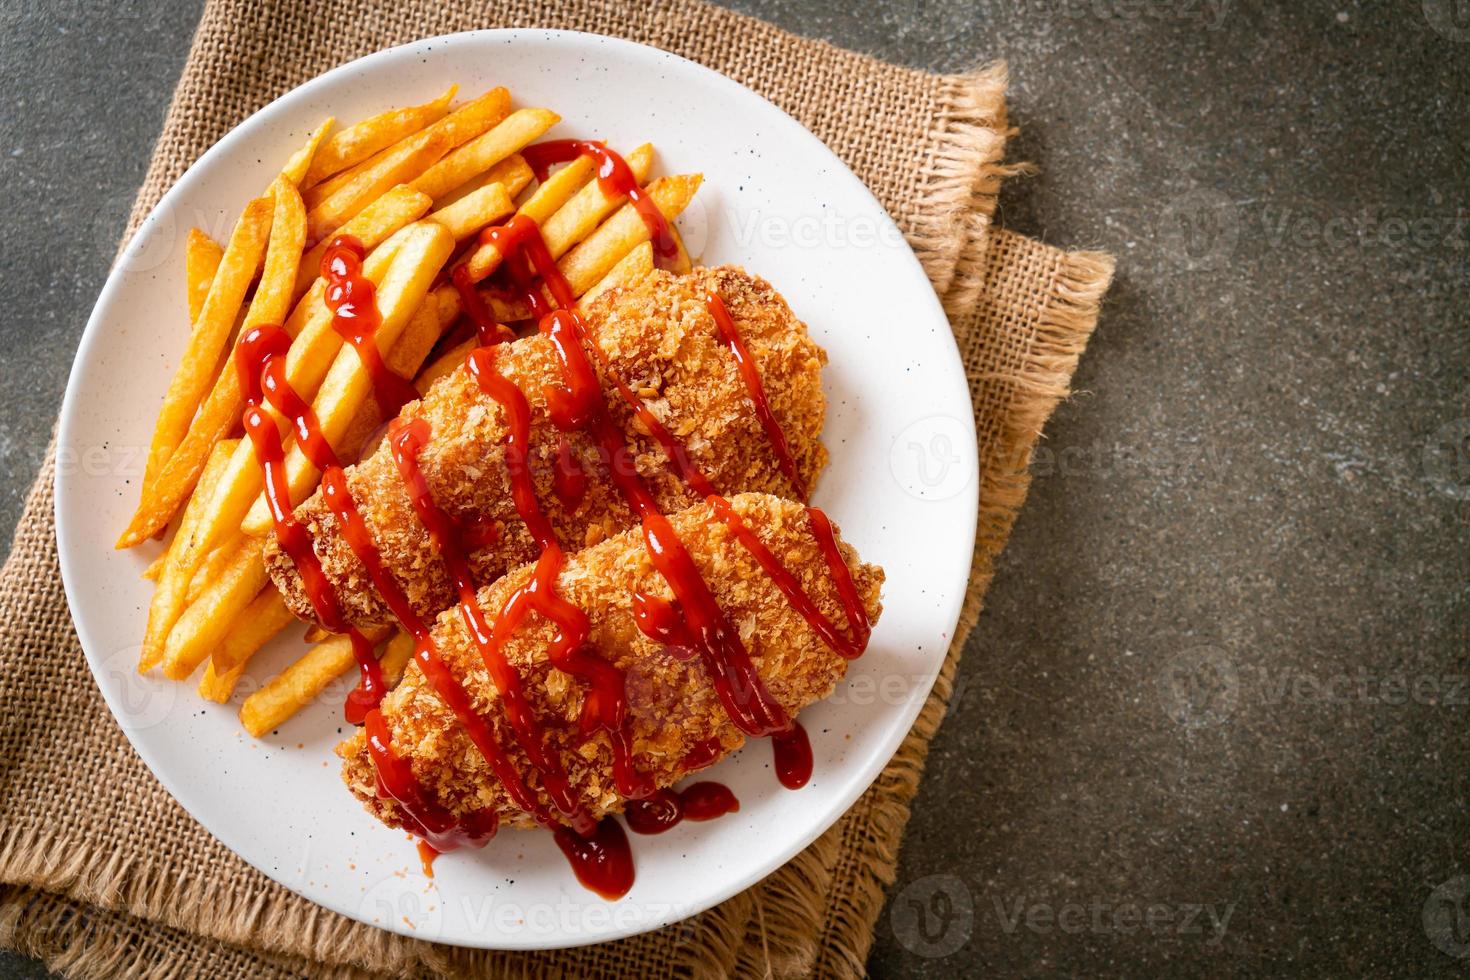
[57,30,978,950]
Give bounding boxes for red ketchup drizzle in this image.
[365,709,498,854]
[235,277,502,862]
[682,737,725,771]
[631,591,696,660]
[522,140,679,266]
[553,436,588,508]
[451,264,510,347]
[232,324,384,724]
[706,294,807,499]
[552,818,636,900]
[388,417,607,829]
[772,723,814,790]
[321,236,418,416]
[625,782,740,835]
[537,308,792,738]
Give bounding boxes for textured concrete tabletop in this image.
[2,1,1467,977]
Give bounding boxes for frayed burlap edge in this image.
[911,62,1011,301]
[0,886,367,980]
[807,237,1117,978]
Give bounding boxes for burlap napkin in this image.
[0,1,1114,976]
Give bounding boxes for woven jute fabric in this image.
[0,1,1114,976]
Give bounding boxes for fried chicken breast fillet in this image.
[264,266,829,629]
[337,492,883,831]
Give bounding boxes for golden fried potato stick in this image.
[337,282,465,463]
[666,220,694,275]
[303,86,456,188]
[578,240,654,308]
[409,107,559,203]
[188,222,424,561]
[462,156,597,281]
[293,184,432,300]
[380,630,414,689]
[414,337,478,396]
[281,119,334,188]
[138,439,237,673]
[433,152,532,209]
[424,181,514,242]
[240,626,392,737]
[141,551,166,581]
[198,658,245,704]
[241,221,455,533]
[128,194,271,517]
[116,181,305,547]
[305,88,510,243]
[243,177,309,328]
[162,539,267,680]
[184,229,223,324]
[556,174,703,297]
[186,531,245,604]
[209,586,296,675]
[537,143,653,259]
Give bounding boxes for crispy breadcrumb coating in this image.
[337,492,883,831]
[264,266,829,628]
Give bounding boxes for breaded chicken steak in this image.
[265,266,829,628]
[338,492,883,831]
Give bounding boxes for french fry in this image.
[666,220,694,274]
[381,631,415,688]
[185,229,223,324]
[556,174,703,298]
[579,240,655,308]
[462,155,597,281]
[242,222,455,533]
[426,182,514,243]
[415,337,478,395]
[434,153,534,210]
[303,624,329,644]
[246,178,308,328]
[305,88,511,243]
[142,549,167,581]
[162,539,267,681]
[186,532,245,604]
[198,658,246,704]
[190,223,424,559]
[115,183,305,547]
[126,194,271,524]
[538,143,653,261]
[303,86,456,188]
[210,586,296,675]
[293,184,432,299]
[340,283,464,460]
[138,440,237,672]
[281,119,334,187]
[409,107,559,203]
[240,627,391,737]
[306,136,450,245]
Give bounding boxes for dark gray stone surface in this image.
[2,1,1466,977]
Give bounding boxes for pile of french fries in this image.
[118,84,701,738]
